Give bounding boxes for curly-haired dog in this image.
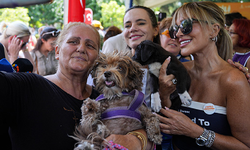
[73,52,162,150]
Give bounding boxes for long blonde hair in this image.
[172,1,233,60]
[0,21,31,39]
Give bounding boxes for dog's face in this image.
[132,40,161,66]
[91,53,144,99]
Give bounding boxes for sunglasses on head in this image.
[41,30,60,37]
[169,18,199,39]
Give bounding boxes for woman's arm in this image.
[212,69,250,149]
[158,69,250,150]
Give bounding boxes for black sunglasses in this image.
[169,18,199,39]
[41,30,60,37]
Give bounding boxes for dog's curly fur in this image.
[73,52,162,150]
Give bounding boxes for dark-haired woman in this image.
[31,27,60,76]
[230,19,250,73]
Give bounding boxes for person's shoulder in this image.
[221,63,248,87]
[105,33,123,43]
[0,72,46,86]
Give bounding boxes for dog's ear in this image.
[90,53,106,79]
[140,41,155,62]
[127,59,144,91]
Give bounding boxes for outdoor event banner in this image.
[216,2,250,19]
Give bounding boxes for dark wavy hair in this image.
[124,5,160,45]
[33,27,58,51]
[233,19,250,48]
[104,26,122,42]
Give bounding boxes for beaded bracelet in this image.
[127,131,147,150]
[103,141,128,150]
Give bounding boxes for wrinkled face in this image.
[123,8,158,50]
[55,25,99,75]
[92,54,143,99]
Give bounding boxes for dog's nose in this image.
[104,71,111,78]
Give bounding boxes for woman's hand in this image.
[105,134,142,150]
[8,35,24,64]
[159,56,177,107]
[228,59,250,84]
[105,129,154,150]
[157,108,203,139]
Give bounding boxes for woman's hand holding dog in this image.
[105,129,154,150]
[157,108,203,139]
[105,134,142,150]
[159,56,177,108]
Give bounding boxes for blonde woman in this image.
[158,1,250,149]
[0,21,34,67]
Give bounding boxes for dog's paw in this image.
[82,98,100,115]
[151,92,162,112]
[74,141,95,150]
[96,124,110,138]
[178,91,192,106]
[152,134,163,145]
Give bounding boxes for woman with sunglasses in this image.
[31,27,60,76]
[230,19,250,73]
[157,1,250,150]
[0,21,33,66]
[159,17,192,62]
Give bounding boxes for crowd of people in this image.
[0,1,250,150]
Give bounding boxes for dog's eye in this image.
[101,65,107,68]
[118,66,123,71]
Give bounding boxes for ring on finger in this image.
[172,78,177,85]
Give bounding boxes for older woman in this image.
[0,22,101,149]
[158,2,250,150]
[1,22,151,150]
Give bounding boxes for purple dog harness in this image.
[95,89,145,122]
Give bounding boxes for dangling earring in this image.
[211,36,218,43]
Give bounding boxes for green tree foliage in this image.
[86,0,102,21]
[0,7,30,25]
[27,0,64,28]
[100,1,125,29]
